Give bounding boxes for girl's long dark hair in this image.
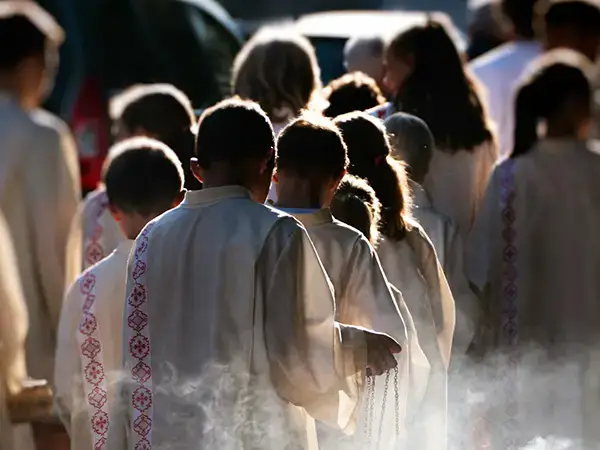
[512,50,592,158]
[388,17,493,153]
[334,112,412,242]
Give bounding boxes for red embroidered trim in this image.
[77,271,110,450]
[85,192,109,268]
[126,224,155,449]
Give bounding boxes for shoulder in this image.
[29,109,71,138]
[470,43,518,75]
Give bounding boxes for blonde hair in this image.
[231,26,323,123]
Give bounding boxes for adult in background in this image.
[374,17,497,241]
[343,35,386,94]
[322,72,387,118]
[232,26,324,205]
[466,0,510,61]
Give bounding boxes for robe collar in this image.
[279,207,334,227]
[410,180,433,210]
[115,239,134,256]
[183,185,251,206]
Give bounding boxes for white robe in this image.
[78,188,126,270]
[109,186,367,450]
[286,208,428,449]
[54,240,133,450]
[377,224,456,450]
[411,182,478,354]
[0,212,29,450]
[469,41,543,159]
[467,139,600,448]
[423,142,497,242]
[0,94,81,384]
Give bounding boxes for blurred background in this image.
[37,0,489,194]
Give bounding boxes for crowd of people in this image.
[2,0,600,449]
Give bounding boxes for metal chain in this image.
[365,362,402,449]
[394,365,400,445]
[376,369,391,449]
[364,375,375,448]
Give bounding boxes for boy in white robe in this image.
[0,212,29,450]
[108,98,401,450]
[385,112,478,354]
[78,84,200,270]
[273,114,416,448]
[54,138,185,450]
[0,2,80,386]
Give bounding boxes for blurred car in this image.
[295,10,466,84]
[39,0,243,194]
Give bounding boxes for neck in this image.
[0,74,30,110]
[276,179,323,209]
[201,168,249,191]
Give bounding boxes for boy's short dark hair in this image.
[110,84,195,144]
[323,72,387,118]
[195,97,274,169]
[384,112,435,184]
[542,0,600,33]
[500,0,539,39]
[0,16,47,70]
[104,137,184,216]
[276,112,349,179]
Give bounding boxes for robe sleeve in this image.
[27,123,81,336]
[340,235,407,348]
[0,214,28,395]
[260,219,366,431]
[443,222,479,355]
[53,279,84,434]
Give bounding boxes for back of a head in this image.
[276,112,348,180]
[540,0,600,60]
[110,84,200,190]
[0,15,47,71]
[384,112,435,184]
[388,19,492,151]
[323,72,387,118]
[343,35,385,80]
[231,26,321,122]
[195,97,275,169]
[500,0,539,39]
[334,112,412,241]
[467,1,510,60]
[104,137,184,217]
[512,49,591,157]
[331,174,381,246]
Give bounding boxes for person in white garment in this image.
[468,49,600,449]
[54,138,185,450]
[385,111,481,450]
[77,83,200,271]
[335,111,455,450]
[0,2,81,386]
[470,0,542,159]
[385,112,478,354]
[107,98,401,450]
[343,35,387,95]
[322,72,387,118]
[273,114,422,448]
[0,212,29,450]
[231,26,326,205]
[371,18,497,242]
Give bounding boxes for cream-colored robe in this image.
[423,141,497,242]
[78,188,126,270]
[0,212,28,450]
[377,223,456,450]
[411,182,478,355]
[0,95,81,384]
[287,208,428,449]
[467,139,600,448]
[108,187,367,450]
[54,240,133,450]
